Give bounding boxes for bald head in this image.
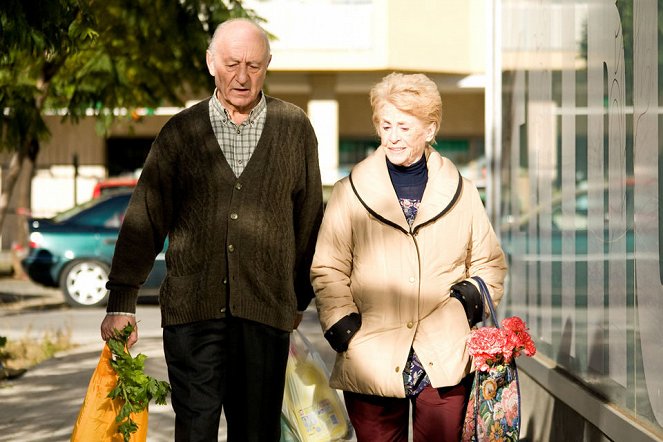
[208,18,271,61]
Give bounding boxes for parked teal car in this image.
[21,191,166,308]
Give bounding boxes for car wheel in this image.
[60,260,111,308]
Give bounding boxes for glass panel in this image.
[497,0,663,432]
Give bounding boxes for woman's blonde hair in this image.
[369,72,442,140]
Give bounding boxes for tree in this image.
[0,0,260,254]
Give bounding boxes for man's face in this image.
[206,23,271,118]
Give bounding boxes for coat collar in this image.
[349,146,462,233]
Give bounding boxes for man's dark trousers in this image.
[164,315,290,441]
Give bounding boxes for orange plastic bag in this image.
[71,345,148,442]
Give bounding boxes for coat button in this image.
[409,276,415,283]
[407,321,414,329]
[395,366,400,373]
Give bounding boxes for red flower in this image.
[467,316,536,371]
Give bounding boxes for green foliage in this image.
[107,323,171,442]
[0,0,260,151]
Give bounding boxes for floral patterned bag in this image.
[462,276,535,442]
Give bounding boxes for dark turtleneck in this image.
[386,154,428,202]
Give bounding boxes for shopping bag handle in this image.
[293,329,315,350]
[471,276,499,328]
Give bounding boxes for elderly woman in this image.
[311,73,507,441]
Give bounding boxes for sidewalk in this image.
[0,277,351,442]
[0,336,174,441]
[0,276,63,313]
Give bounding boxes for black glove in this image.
[324,313,361,353]
[451,280,484,327]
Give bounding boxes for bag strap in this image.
[294,329,315,350]
[471,276,499,328]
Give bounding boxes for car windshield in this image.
[51,193,131,227]
[52,198,103,222]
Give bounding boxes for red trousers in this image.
[343,375,473,442]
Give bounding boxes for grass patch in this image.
[1,327,77,371]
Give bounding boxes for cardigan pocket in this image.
[159,271,205,308]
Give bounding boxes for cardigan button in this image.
[395,366,400,373]
[407,321,414,329]
[230,213,238,220]
[228,244,235,252]
[235,182,242,190]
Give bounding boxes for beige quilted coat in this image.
[311,146,507,398]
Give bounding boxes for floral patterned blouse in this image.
[386,155,430,396]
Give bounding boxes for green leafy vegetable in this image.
[107,323,170,442]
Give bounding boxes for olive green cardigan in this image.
[106,96,323,331]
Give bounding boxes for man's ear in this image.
[205,50,215,76]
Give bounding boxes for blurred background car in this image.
[91,176,138,199]
[21,191,166,308]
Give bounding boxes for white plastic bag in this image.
[281,330,351,442]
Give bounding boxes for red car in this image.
[92,177,138,199]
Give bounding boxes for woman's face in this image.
[377,102,435,167]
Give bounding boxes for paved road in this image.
[0,277,351,442]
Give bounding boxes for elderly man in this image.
[100,18,323,441]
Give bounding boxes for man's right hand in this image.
[101,314,138,348]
